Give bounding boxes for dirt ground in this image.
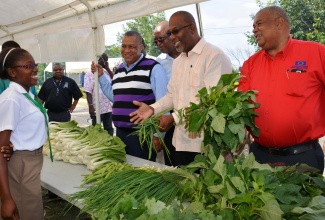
[42,188,91,220]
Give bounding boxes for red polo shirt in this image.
[238,37,325,147]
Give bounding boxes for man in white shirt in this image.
[130,11,232,166]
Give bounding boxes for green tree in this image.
[246,0,325,49]
[105,12,166,58]
[105,45,121,58]
[37,63,52,86]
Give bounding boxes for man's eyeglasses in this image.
[167,24,192,36]
[153,33,171,45]
[11,63,38,69]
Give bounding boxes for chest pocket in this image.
[286,71,308,97]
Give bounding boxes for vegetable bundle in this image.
[43,120,126,170]
[68,166,195,217]
[177,73,259,156]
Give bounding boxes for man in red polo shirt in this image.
[238,6,325,173]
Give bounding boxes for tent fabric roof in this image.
[0,0,207,63]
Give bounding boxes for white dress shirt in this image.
[151,38,232,153]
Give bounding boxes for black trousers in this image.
[47,110,70,122]
[163,126,176,166]
[116,127,156,162]
[250,141,324,173]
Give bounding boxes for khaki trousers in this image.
[0,148,44,220]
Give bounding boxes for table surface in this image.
[40,155,168,207]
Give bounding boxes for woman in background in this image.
[0,48,47,220]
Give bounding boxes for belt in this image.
[15,147,43,155]
[256,140,317,156]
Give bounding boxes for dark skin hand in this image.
[1,143,13,161]
[0,131,20,220]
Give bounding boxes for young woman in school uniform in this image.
[0,47,47,220]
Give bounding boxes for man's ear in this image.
[189,23,196,33]
[275,17,285,29]
[139,43,144,52]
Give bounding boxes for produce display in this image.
[65,74,325,219]
[43,121,126,170]
[177,73,259,155]
[73,148,324,219]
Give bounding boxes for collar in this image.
[122,54,144,70]
[263,36,292,59]
[158,53,174,60]
[9,81,35,98]
[181,38,206,57]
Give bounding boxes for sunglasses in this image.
[167,24,192,36]
[153,33,171,45]
[11,63,38,69]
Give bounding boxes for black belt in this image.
[256,140,318,156]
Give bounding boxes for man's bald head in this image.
[153,20,180,58]
[154,21,169,34]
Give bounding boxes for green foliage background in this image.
[105,12,166,58]
[246,0,325,49]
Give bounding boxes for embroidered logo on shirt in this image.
[63,82,69,88]
[287,60,308,73]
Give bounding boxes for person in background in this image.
[0,47,47,220]
[91,30,168,161]
[98,53,114,79]
[0,40,38,97]
[84,53,114,135]
[130,11,232,166]
[238,6,325,172]
[154,20,181,166]
[80,71,85,87]
[38,63,83,122]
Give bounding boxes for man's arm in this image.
[91,62,114,102]
[103,61,114,79]
[69,99,79,113]
[149,64,168,101]
[85,92,95,118]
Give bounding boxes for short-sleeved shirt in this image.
[0,82,47,151]
[38,76,83,112]
[238,37,325,147]
[83,69,112,114]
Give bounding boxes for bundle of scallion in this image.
[131,108,173,162]
[43,121,127,170]
[68,166,197,217]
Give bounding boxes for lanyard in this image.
[23,93,53,162]
[53,78,62,96]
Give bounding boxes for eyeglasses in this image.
[153,33,171,45]
[11,63,38,69]
[167,24,192,36]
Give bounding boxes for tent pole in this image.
[196,3,204,37]
[80,0,101,125]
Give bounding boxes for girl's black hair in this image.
[0,48,28,79]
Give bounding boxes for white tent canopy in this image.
[0,0,207,63]
[0,0,207,123]
[44,58,124,73]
